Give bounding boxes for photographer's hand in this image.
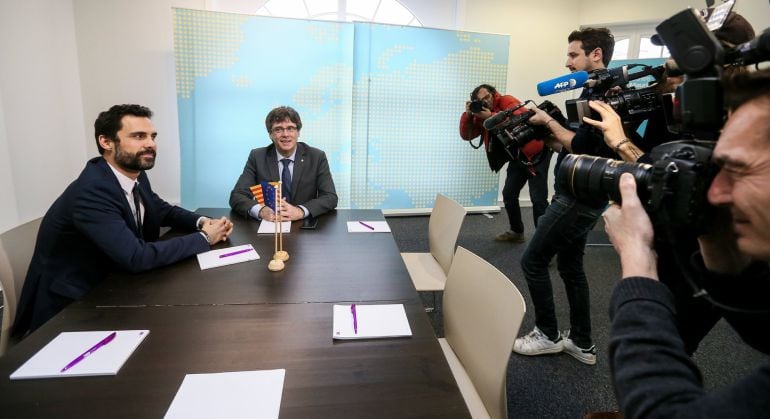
[697,207,753,275]
[603,173,658,280]
[583,101,644,162]
[465,101,473,116]
[527,106,549,126]
[532,106,575,152]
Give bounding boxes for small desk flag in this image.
[249,182,279,210]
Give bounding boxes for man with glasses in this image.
[460,84,551,243]
[230,106,338,221]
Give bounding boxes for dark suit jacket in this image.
[14,157,210,335]
[229,142,338,218]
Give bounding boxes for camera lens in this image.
[558,154,652,205]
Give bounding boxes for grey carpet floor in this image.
[387,208,769,418]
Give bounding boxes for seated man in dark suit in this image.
[13,104,234,336]
[229,106,338,221]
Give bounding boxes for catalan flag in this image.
[249,181,278,210]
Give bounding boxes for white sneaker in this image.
[562,330,597,365]
[513,327,563,356]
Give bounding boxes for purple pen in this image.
[358,221,375,230]
[218,248,252,258]
[60,331,117,373]
[351,304,358,334]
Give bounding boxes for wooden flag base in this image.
[274,250,289,262]
[268,258,285,271]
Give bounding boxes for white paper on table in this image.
[346,221,391,233]
[332,304,412,339]
[257,220,291,234]
[196,244,259,270]
[164,369,286,419]
[10,330,149,380]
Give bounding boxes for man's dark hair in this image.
[265,106,302,133]
[723,70,770,112]
[470,84,498,100]
[568,27,615,67]
[94,104,153,155]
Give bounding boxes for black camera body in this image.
[492,100,564,158]
[559,141,717,228]
[565,86,669,130]
[564,63,668,129]
[470,99,487,113]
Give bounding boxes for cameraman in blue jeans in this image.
[512,27,616,365]
[514,27,677,365]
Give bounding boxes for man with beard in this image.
[13,104,234,336]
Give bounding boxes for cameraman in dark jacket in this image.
[512,27,617,365]
[459,84,551,243]
[603,70,770,418]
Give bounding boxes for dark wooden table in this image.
[0,210,469,418]
[84,209,417,307]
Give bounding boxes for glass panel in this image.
[373,0,413,25]
[639,36,663,58]
[263,0,308,18]
[614,38,629,60]
[312,12,338,21]
[305,0,337,17]
[346,0,379,20]
[255,6,271,16]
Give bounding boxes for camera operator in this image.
[512,27,617,365]
[459,84,552,242]
[604,70,770,418]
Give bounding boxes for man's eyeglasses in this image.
[271,126,298,134]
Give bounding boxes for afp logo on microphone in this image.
[554,78,578,90]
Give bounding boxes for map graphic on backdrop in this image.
[173,8,509,210]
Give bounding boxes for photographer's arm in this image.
[583,101,645,162]
[604,174,770,418]
[529,106,575,152]
[459,110,483,141]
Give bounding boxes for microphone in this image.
[482,102,528,130]
[482,108,514,130]
[537,71,589,96]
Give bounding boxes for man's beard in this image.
[115,143,156,171]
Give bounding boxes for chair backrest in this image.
[443,246,526,419]
[428,194,466,275]
[0,217,42,355]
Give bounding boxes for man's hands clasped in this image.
[258,199,305,222]
[201,217,234,245]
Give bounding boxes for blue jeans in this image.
[520,193,604,348]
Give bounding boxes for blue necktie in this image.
[281,158,292,202]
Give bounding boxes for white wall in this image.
[72,0,183,204]
[0,0,87,233]
[1,0,768,232]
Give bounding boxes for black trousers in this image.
[502,150,552,233]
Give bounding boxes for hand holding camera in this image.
[602,173,658,280]
[466,99,492,119]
